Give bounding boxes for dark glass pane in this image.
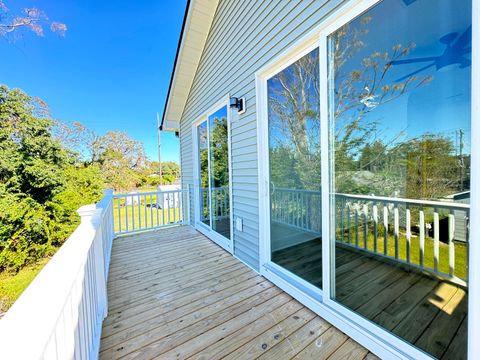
[198,120,210,227]
[208,106,231,239]
[268,48,322,289]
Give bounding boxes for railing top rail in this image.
[113,189,187,198]
[276,188,321,194]
[337,193,471,210]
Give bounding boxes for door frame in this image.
[192,95,234,253]
[256,0,478,359]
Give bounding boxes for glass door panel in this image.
[208,106,231,239]
[267,48,323,289]
[195,105,231,243]
[327,0,471,358]
[197,120,210,227]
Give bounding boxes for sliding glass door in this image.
[194,104,231,250]
[260,0,472,358]
[326,1,471,358]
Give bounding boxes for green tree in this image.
[0,86,68,270]
[209,117,229,188]
[0,86,103,272]
[95,130,147,191]
[389,135,459,199]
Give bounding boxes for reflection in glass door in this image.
[195,105,231,243]
[198,120,210,227]
[267,48,323,289]
[208,107,231,239]
[327,0,471,358]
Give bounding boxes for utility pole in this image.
[459,129,465,191]
[157,113,163,187]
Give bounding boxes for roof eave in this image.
[160,0,218,132]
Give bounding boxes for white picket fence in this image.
[0,190,115,360]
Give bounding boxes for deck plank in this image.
[292,326,348,360]
[327,338,369,360]
[122,292,291,359]
[415,287,468,359]
[101,283,280,357]
[215,306,315,360]
[158,299,301,359]
[257,317,332,359]
[103,266,255,327]
[101,279,272,346]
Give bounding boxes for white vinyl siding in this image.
[180,0,345,270]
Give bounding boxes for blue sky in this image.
[0,0,186,163]
[335,0,472,154]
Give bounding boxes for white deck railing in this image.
[200,186,230,222]
[271,188,322,233]
[113,188,190,235]
[337,193,470,286]
[272,188,470,285]
[0,190,115,360]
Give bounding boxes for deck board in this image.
[100,226,373,360]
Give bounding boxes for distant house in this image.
[441,191,470,242]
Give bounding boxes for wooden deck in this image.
[100,226,376,360]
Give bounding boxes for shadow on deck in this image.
[99,226,376,360]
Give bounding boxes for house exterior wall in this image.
[180,0,345,270]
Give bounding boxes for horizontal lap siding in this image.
[180,0,344,270]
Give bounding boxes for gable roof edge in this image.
[161,0,219,131]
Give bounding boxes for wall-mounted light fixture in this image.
[229,97,246,115]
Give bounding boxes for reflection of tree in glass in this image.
[331,16,432,177]
[199,116,229,189]
[209,116,229,188]
[331,15,469,199]
[268,11,469,200]
[268,49,320,191]
[198,123,209,188]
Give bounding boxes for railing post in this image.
[76,203,108,357]
[77,204,102,226]
[103,189,114,240]
[76,204,108,313]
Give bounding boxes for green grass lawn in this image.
[338,224,467,280]
[113,196,184,233]
[0,257,50,314]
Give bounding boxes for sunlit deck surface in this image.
[100,226,377,360]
